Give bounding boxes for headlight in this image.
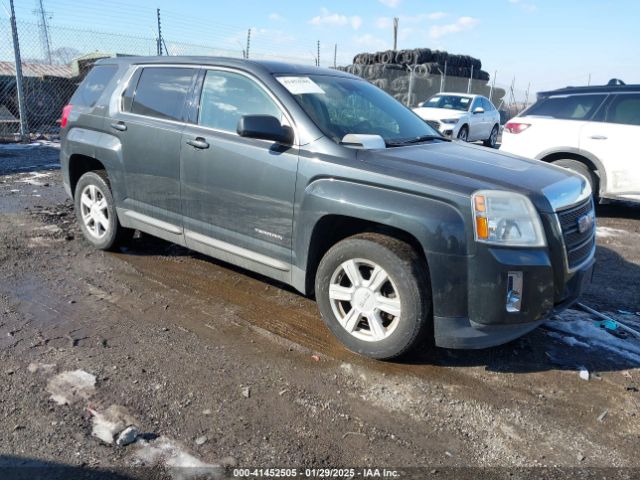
[472,190,546,247]
[441,118,459,124]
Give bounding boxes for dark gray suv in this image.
[60,57,595,359]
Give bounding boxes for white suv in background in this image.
[413,93,501,148]
[500,82,640,204]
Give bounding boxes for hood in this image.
[413,107,467,121]
[358,141,589,213]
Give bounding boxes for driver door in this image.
[180,68,299,272]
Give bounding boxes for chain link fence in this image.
[1,18,514,142]
[0,19,329,141]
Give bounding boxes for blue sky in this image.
[4,0,639,98]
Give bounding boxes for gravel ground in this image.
[0,143,639,479]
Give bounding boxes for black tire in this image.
[73,170,133,251]
[457,125,469,142]
[551,159,599,198]
[315,233,431,360]
[483,124,499,148]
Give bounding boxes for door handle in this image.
[110,121,127,131]
[186,137,209,149]
[589,135,607,140]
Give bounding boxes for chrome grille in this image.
[556,199,596,270]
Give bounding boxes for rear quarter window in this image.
[70,65,118,107]
[524,94,606,120]
[605,94,640,126]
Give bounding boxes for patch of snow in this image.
[27,362,57,374]
[546,309,640,364]
[46,370,96,405]
[0,141,59,150]
[134,436,222,479]
[596,226,639,239]
[16,172,52,186]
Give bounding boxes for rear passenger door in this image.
[179,68,299,275]
[580,93,640,199]
[111,66,197,234]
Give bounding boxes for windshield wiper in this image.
[385,134,450,147]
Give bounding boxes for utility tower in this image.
[33,0,52,64]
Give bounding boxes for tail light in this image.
[504,121,531,134]
[60,104,73,128]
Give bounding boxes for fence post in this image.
[9,0,29,141]
[407,65,415,107]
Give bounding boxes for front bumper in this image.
[433,246,595,349]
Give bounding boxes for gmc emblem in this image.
[577,213,594,234]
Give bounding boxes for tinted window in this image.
[131,67,195,121]
[424,94,471,112]
[471,97,482,112]
[198,70,281,132]
[605,94,640,126]
[524,94,606,120]
[70,65,117,107]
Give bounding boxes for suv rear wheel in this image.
[315,233,431,359]
[551,159,598,199]
[74,171,132,250]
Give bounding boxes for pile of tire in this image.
[337,47,500,107]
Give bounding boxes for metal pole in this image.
[317,40,320,67]
[156,8,163,56]
[489,70,497,104]
[588,73,591,86]
[9,0,29,141]
[246,28,251,59]
[442,61,447,92]
[524,82,531,110]
[467,65,474,94]
[37,0,52,64]
[407,65,415,107]
[392,17,398,51]
[333,44,337,68]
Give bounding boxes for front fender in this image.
[295,178,470,318]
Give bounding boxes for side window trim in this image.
[192,66,297,144]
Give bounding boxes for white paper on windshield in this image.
[277,76,325,95]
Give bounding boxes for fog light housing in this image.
[506,271,523,313]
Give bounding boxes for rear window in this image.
[524,94,606,120]
[70,65,117,107]
[130,67,195,121]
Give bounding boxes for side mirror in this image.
[473,107,485,114]
[237,115,294,145]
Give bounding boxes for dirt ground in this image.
[1,143,639,479]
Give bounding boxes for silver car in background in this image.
[413,93,501,147]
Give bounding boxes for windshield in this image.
[278,74,439,144]
[423,95,472,112]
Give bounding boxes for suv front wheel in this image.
[74,171,132,250]
[315,233,431,359]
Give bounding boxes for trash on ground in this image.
[89,404,138,445]
[579,367,590,381]
[116,426,140,446]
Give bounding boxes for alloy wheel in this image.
[328,258,401,342]
[79,184,110,239]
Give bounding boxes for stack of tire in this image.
[336,48,504,108]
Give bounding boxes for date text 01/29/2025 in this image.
[231,468,400,477]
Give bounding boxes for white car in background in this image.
[500,81,640,203]
[413,93,501,147]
